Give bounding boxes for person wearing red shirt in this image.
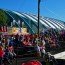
[0,46,4,65]
[22,60,42,65]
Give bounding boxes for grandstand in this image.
[0,9,65,34]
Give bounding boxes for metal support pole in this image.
[38,0,41,37]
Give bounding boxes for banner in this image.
[0,26,7,32]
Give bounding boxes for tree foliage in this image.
[0,9,8,26]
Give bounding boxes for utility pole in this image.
[38,0,41,37]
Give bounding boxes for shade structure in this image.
[1,9,65,34]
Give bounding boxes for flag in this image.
[18,20,20,25]
[13,20,16,25]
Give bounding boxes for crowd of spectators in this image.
[43,29,65,53]
[0,33,46,65]
[0,28,65,65]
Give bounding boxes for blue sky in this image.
[0,0,65,21]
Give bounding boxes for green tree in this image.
[0,9,8,26]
